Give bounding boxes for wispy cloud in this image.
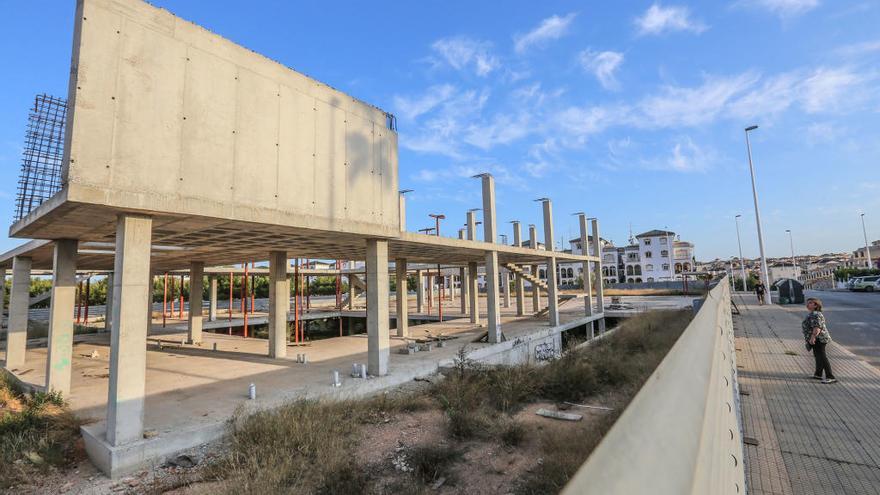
[464,112,532,150]
[836,39,880,58]
[579,50,625,90]
[737,0,820,17]
[634,4,708,36]
[393,84,455,121]
[638,73,758,126]
[514,13,577,53]
[430,36,499,76]
[666,137,712,172]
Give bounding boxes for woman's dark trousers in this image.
[813,342,835,379]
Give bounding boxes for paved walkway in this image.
[734,294,880,495]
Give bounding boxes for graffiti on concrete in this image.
[534,341,560,362]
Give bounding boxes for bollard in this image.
[301,354,308,364]
[351,363,360,377]
[331,370,341,387]
[359,363,368,379]
[212,342,218,351]
[248,383,256,400]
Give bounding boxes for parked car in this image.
[847,277,863,290]
[850,275,880,292]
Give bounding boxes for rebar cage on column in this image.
[14,94,67,222]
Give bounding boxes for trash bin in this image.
[773,278,804,304]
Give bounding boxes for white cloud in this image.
[738,0,820,17]
[430,36,499,76]
[522,138,560,178]
[579,50,625,90]
[836,39,880,58]
[800,67,862,113]
[638,73,758,126]
[464,113,532,149]
[514,13,577,53]
[634,4,708,36]
[393,84,455,121]
[666,138,712,172]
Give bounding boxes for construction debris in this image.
[536,408,583,421]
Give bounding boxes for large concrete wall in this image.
[62,0,398,236]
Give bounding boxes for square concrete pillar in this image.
[268,251,288,358]
[512,221,525,316]
[592,218,606,334]
[529,224,541,313]
[502,267,511,308]
[103,273,114,332]
[426,274,434,312]
[5,256,32,369]
[107,214,153,447]
[468,262,480,325]
[485,252,502,343]
[415,269,424,313]
[187,262,204,344]
[459,267,468,314]
[578,214,594,317]
[208,276,218,322]
[366,239,390,376]
[395,259,408,337]
[0,272,6,329]
[546,257,560,327]
[45,240,78,395]
[541,200,560,326]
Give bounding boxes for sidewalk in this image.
[734,294,880,495]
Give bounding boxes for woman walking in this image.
[754,281,766,305]
[803,297,837,384]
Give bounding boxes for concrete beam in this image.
[366,239,390,376]
[208,276,218,322]
[395,258,408,337]
[187,262,204,344]
[542,200,559,326]
[268,251,287,358]
[45,239,78,395]
[107,214,153,446]
[5,256,32,369]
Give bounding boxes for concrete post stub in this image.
[45,239,78,396]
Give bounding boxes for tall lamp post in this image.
[745,125,772,303]
[862,213,873,269]
[785,229,797,280]
[735,214,747,292]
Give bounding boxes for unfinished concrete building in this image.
[0,0,604,477]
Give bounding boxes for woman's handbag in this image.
[805,341,813,352]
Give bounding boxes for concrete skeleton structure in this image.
[0,0,603,477]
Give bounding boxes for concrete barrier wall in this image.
[562,278,745,495]
[62,0,398,236]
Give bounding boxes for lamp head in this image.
[745,125,758,132]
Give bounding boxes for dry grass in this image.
[203,309,693,494]
[0,373,84,490]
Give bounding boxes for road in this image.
[805,289,880,369]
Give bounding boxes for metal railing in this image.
[562,277,745,494]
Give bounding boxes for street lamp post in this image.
[785,229,797,280]
[862,213,873,269]
[735,214,747,292]
[745,125,772,303]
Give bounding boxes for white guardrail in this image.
[563,277,746,495]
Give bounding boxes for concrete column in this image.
[348,261,355,310]
[459,267,468,314]
[5,256,32,369]
[542,199,560,326]
[395,259,408,337]
[502,267,511,308]
[268,251,287,358]
[107,214,152,447]
[426,274,434,312]
[578,214,593,317]
[366,239,390,376]
[592,218,606,333]
[468,262,480,325]
[208,276,218,322]
[480,174,501,341]
[187,262,204,344]
[0,271,5,330]
[529,225,540,313]
[45,240,78,395]
[512,221,525,316]
[466,210,478,241]
[398,191,407,232]
[104,273,114,331]
[415,269,424,313]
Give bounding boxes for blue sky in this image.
[1,1,879,260]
